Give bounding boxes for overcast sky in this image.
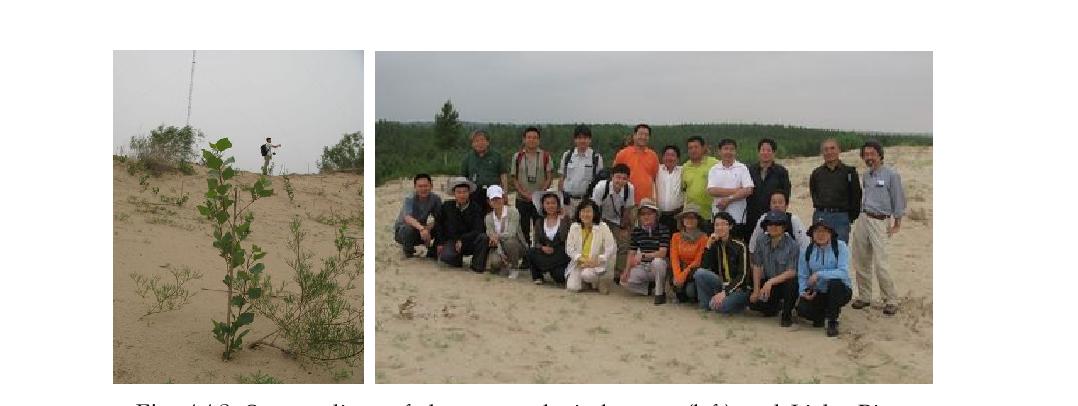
[377,52,931,133]
[114,51,363,174]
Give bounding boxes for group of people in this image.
[394,124,907,337]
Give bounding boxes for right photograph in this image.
[374,51,932,384]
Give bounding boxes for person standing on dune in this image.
[261,137,281,175]
[809,138,862,243]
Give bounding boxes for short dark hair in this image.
[572,125,592,138]
[714,212,736,228]
[540,192,561,215]
[266,137,272,142]
[662,145,680,158]
[574,199,602,224]
[758,138,777,152]
[718,139,737,149]
[861,140,884,159]
[686,136,706,146]
[611,163,631,177]
[769,189,789,205]
[633,124,651,134]
[522,126,541,138]
[413,173,433,185]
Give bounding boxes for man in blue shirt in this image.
[797,219,853,337]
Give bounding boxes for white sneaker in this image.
[508,270,520,279]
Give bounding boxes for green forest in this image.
[375,103,932,186]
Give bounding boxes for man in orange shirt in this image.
[614,124,659,207]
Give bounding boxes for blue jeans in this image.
[693,269,751,313]
[813,210,851,243]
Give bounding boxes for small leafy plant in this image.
[196,137,274,360]
[252,218,362,367]
[235,371,282,384]
[130,264,203,319]
[282,174,296,203]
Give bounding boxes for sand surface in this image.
[113,161,362,383]
[374,146,932,384]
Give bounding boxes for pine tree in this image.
[434,100,463,149]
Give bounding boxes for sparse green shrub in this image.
[129,124,204,176]
[282,174,296,203]
[196,137,274,360]
[253,218,362,367]
[235,371,281,384]
[130,264,203,319]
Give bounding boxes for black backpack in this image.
[260,144,269,157]
[597,175,630,205]
[587,168,614,201]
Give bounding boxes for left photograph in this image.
[113,50,363,383]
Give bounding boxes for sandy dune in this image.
[374,146,932,384]
[113,161,362,384]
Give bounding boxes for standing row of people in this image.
[394,125,908,336]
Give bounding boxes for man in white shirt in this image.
[591,163,635,280]
[655,144,684,233]
[261,137,281,175]
[707,138,754,243]
[558,125,603,218]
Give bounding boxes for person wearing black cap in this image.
[557,125,604,217]
[433,177,487,271]
[749,210,801,326]
[797,219,853,337]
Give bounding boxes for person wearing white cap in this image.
[473,185,527,276]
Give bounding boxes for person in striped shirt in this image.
[620,198,671,304]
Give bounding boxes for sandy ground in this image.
[113,161,362,384]
[374,146,932,384]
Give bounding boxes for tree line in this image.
[374,101,931,185]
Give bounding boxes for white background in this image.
[2,0,1077,405]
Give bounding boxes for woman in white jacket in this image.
[565,199,618,293]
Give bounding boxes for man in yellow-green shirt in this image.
[682,136,719,234]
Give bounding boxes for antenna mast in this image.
[185,50,196,126]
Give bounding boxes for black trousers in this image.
[797,279,853,321]
[749,278,797,316]
[438,234,489,271]
[394,225,432,256]
[526,246,569,283]
[466,234,493,272]
[516,197,537,246]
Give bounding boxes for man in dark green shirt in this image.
[461,130,507,213]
